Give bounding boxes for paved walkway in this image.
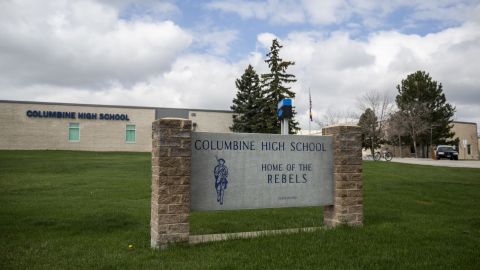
[387,158,480,169]
[189,227,323,244]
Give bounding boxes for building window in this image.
[68,123,80,142]
[467,144,471,155]
[125,124,136,143]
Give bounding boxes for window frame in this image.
[125,124,136,144]
[68,122,80,142]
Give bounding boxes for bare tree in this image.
[314,108,358,128]
[386,111,409,157]
[393,102,430,158]
[356,90,394,153]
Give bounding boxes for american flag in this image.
[309,89,313,121]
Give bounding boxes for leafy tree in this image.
[358,108,380,156]
[395,71,456,157]
[259,39,300,134]
[230,65,263,133]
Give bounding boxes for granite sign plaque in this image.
[191,132,333,211]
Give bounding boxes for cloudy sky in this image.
[1,0,479,129]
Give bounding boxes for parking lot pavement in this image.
[388,158,480,169]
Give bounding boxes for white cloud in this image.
[1,53,244,111]
[253,12,480,128]
[194,30,238,56]
[207,0,478,29]
[268,0,305,24]
[302,0,350,25]
[207,0,305,24]
[1,0,480,130]
[257,33,278,48]
[0,0,192,88]
[207,0,268,20]
[99,0,180,16]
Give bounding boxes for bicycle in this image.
[373,150,393,161]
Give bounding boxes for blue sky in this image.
[115,1,467,55]
[1,0,480,129]
[120,0,477,61]
[119,1,473,59]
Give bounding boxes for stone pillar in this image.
[151,118,192,249]
[322,125,363,227]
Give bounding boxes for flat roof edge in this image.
[0,99,233,113]
[453,121,478,126]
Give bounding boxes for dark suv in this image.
[435,145,459,160]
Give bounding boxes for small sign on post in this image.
[278,98,293,135]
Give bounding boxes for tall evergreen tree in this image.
[395,70,456,156]
[230,65,263,133]
[259,39,300,134]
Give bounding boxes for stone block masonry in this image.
[150,121,362,249]
[151,118,192,249]
[322,125,363,227]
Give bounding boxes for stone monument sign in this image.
[191,132,333,211]
[150,118,363,249]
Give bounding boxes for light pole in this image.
[430,125,434,159]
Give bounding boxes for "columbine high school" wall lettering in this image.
[26,110,130,121]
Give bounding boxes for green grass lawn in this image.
[1,150,479,269]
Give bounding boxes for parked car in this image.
[435,145,459,160]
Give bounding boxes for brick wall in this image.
[322,125,363,227]
[151,118,192,249]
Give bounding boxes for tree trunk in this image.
[413,138,418,158]
[370,137,374,156]
[399,135,402,158]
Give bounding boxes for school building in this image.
[0,100,234,152]
[1,100,478,159]
[451,121,479,160]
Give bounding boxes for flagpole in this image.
[309,88,311,135]
[309,116,311,135]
